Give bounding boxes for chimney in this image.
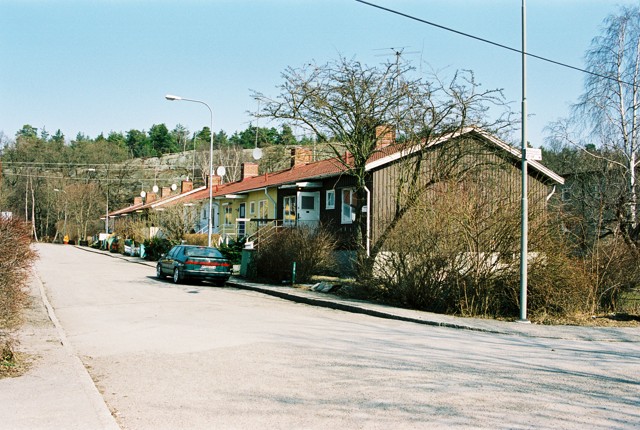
[375,125,395,148]
[241,162,259,180]
[146,192,157,203]
[291,147,313,168]
[134,196,143,205]
[161,187,171,198]
[181,179,193,194]
[207,175,222,187]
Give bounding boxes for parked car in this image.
[156,245,232,285]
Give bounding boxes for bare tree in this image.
[253,56,511,268]
[549,6,640,248]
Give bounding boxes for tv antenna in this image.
[374,46,420,65]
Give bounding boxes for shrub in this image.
[143,237,175,261]
[218,238,246,265]
[0,218,36,328]
[581,237,640,313]
[183,233,220,247]
[0,218,37,377]
[356,176,612,320]
[253,226,337,283]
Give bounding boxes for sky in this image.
[1,0,637,149]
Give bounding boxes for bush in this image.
[253,226,337,283]
[356,176,609,320]
[183,233,220,247]
[0,219,36,328]
[218,238,246,265]
[0,218,37,376]
[143,237,175,261]
[580,237,640,313]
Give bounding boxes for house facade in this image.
[108,127,564,254]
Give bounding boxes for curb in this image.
[225,280,504,335]
[33,271,121,430]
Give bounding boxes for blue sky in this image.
[1,0,636,148]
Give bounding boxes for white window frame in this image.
[283,195,296,226]
[249,201,256,215]
[258,200,268,219]
[326,189,335,209]
[223,205,233,226]
[341,188,355,224]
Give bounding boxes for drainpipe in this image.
[364,185,371,257]
[264,187,277,220]
[545,185,556,202]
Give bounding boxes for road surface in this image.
[33,244,640,429]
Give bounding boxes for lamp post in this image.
[53,188,67,242]
[165,94,215,247]
[519,0,530,323]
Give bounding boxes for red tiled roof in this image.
[109,127,563,214]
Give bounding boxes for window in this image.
[301,195,315,210]
[224,205,233,226]
[341,188,356,224]
[283,195,296,225]
[258,200,268,223]
[326,189,335,209]
[249,201,256,215]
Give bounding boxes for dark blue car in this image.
[156,245,231,286]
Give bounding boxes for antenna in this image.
[374,47,418,130]
[374,46,420,64]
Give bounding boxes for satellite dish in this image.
[252,147,263,160]
[152,185,159,193]
[140,191,146,198]
[216,166,226,177]
[171,183,177,191]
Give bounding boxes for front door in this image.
[238,203,246,237]
[297,191,320,227]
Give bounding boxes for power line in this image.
[355,0,638,88]
[1,171,188,184]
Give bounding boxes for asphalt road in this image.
[34,244,640,429]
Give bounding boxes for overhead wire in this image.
[355,0,639,89]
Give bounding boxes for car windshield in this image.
[184,247,223,258]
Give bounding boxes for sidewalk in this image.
[89,246,640,343]
[0,269,120,430]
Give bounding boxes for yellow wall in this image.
[216,188,277,239]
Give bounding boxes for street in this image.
[29,244,640,429]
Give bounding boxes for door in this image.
[297,191,320,227]
[238,203,246,237]
[283,195,296,226]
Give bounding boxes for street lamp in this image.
[54,188,68,242]
[165,94,215,247]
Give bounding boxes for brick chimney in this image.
[134,196,143,205]
[291,147,313,168]
[181,179,193,194]
[241,162,259,180]
[375,125,395,148]
[161,186,171,198]
[207,175,222,187]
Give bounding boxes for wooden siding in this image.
[370,136,551,249]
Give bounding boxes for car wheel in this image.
[156,264,164,279]
[172,268,182,284]
[214,278,228,287]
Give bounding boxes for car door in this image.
[162,246,180,273]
